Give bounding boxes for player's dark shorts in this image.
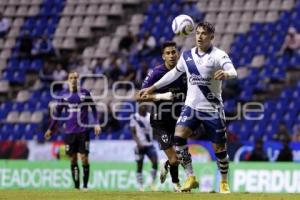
[64,131,90,155]
[151,119,177,150]
[176,105,227,144]
[134,145,157,161]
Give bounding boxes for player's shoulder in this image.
[211,46,228,57]
[147,64,168,78]
[153,64,168,73]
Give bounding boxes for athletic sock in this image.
[71,164,80,189]
[83,164,90,188]
[150,168,157,183]
[136,172,143,188]
[169,163,179,183]
[174,136,194,177]
[215,151,229,182]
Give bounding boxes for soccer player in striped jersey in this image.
[140,22,237,193]
[44,72,101,190]
[130,104,158,191]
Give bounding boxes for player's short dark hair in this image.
[196,22,215,34]
[161,41,177,53]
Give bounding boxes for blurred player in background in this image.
[136,41,187,192]
[44,72,101,190]
[140,22,237,193]
[130,104,158,191]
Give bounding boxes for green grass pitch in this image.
[1,190,300,200]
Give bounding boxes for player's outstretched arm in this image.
[153,67,183,90]
[135,90,173,102]
[135,89,156,102]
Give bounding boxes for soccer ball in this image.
[171,14,195,36]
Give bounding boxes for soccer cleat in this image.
[180,176,199,192]
[150,183,157,191]
[138,186,144,192]
[173,182,181,192]
[159,160,169,183]
[82,188,88,192]
[219,181,230,194]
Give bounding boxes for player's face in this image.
[139,105,148,115]
[68,72,78,91]
[162,46,178,68]
[196,26,213,50]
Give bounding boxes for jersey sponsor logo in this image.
[189,74,211,86]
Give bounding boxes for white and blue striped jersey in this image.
[154,46,237,111]
[129,112,153,146]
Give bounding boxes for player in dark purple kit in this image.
[136,41,187,192]
[44,72,101,190]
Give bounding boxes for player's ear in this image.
[210,34,214,40]
[162,54,166,61]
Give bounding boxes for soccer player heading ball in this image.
[44,72,101,190]
[140,21,237,193]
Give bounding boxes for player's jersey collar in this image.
[195,46,213,58]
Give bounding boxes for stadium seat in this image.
[82,16,94,26]
[77,26,92,38]
[281,0,295,10]
[92,16,108,28]
[30,111,44,123]
[269,0,282,10]
[110,3,124,16]
[6,111,19,123]
[18,111,32,123]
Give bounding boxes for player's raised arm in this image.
[141,62,185,96]
[135,91,173,102]
[153,66,184,90]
